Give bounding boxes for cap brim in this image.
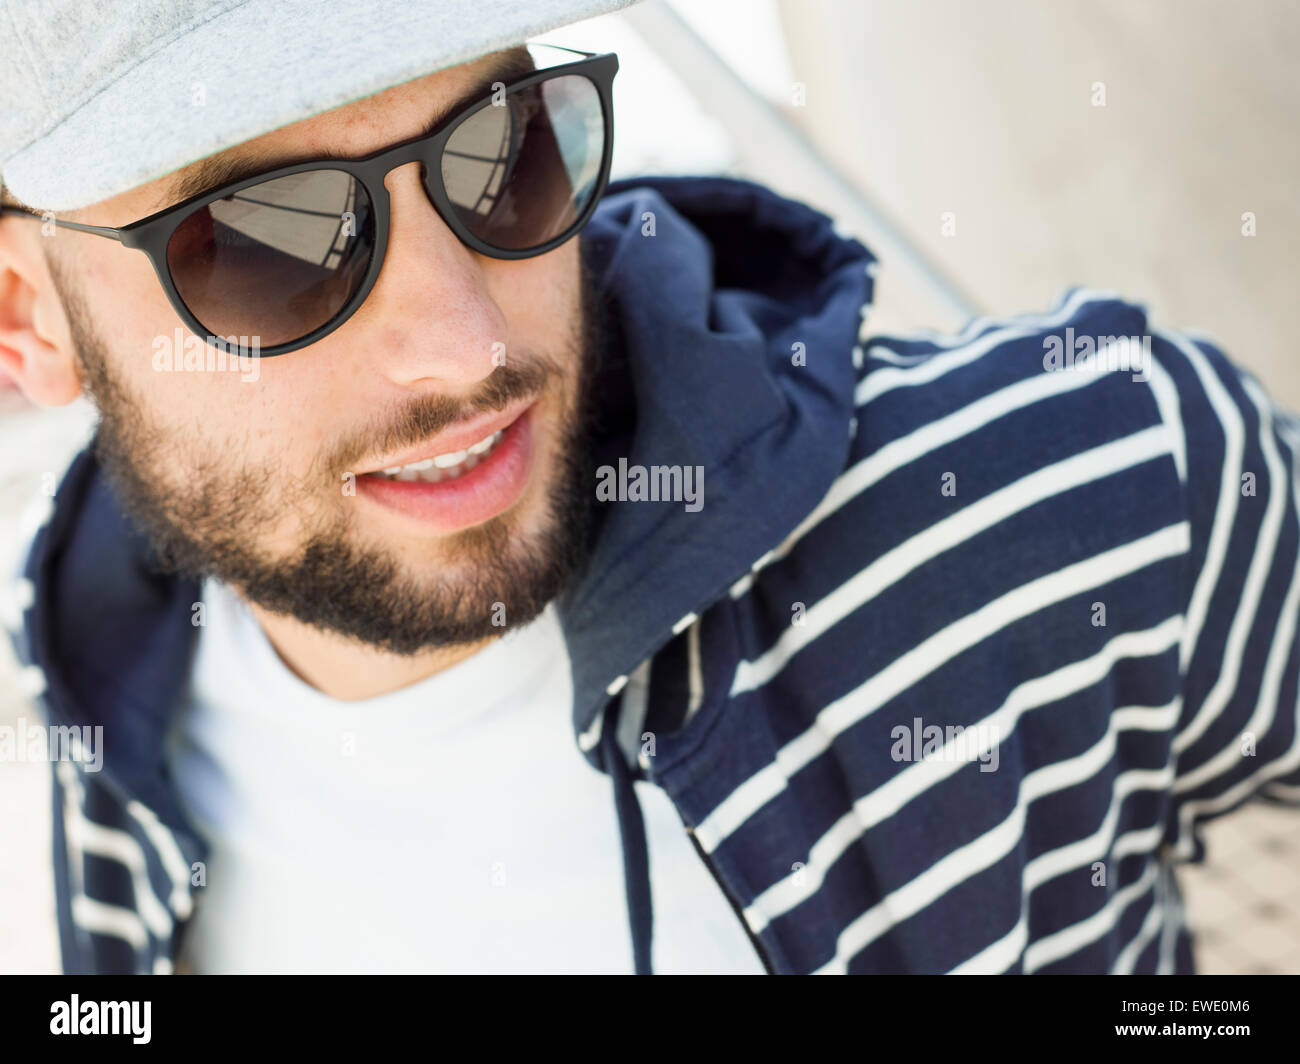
[4,0,637,211]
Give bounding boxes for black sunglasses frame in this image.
[0,48,618,357]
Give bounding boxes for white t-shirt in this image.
[164,577,765,974]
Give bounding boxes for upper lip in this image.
[360,398,533,473]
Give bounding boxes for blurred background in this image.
[2,0,1298,972]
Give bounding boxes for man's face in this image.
[38,49,604,654]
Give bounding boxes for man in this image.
[1,0,1297,976]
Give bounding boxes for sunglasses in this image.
[0,44,618,357]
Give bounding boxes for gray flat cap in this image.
[1,0,641,211]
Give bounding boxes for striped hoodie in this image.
[7,175,1300,974]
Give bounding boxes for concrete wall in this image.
[777,0,1299,404]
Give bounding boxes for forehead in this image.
[101,47,532,223]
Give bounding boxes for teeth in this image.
[468,432,500,455]
[372,428,505,483]
[433,449,468,469]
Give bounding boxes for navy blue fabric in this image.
[561,176,873,746]
[11,174,1300,975]
[601,697,653,974]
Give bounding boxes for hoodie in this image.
[9,174,1300,974]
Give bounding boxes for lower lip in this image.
[356,406,535,533]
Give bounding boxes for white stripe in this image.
[70,896,149,953]
[1175,372,1284,754]
[951,813,1167,974]
[577,709,604,752]
[870,287,1120,352]
[856,288,1111,406]
[55,760,88,947]
[126,800,195,921]
[945,438,1221,976]
[685,618,705,727]
[950,908,1027,974]
[1156,859,1184,974]
[63,800,173,940]
[1173,377,1295,800]
[816,758,1173,974]
[1153,329,1244,681]
[1169,534,1300,848]
[57,760,160,964]
[617,659,651,768]
[732,361,1114,596]
[733,425,1175,696]
[1170,735,1300,865]
[857,325,1039,406]
[1026,862,1160,974]
[1111,861,1167,974]
[1,575,34,633]
[866,346,933,366]
[698,523,1190,852]
[1279,418,1300,456]
[1143,351,1187,484]
[744,620,1181,933]
[728,550,778,600]
[729,572,755,599]
[671,611,698,636]
[816,798,1031,973]
[1026,798,1168,900]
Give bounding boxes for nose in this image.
[350,161,509,391]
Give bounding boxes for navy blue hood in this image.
[561,175,875,747]
[18,175,875,964]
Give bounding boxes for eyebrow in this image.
[163,47,537,209]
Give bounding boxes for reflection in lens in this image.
[441,74,604,251]
[166,169,374,347]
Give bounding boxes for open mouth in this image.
[370,427,507,483]
[355,402,537,534]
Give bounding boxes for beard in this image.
[52,247,608,656]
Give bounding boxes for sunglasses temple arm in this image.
[0,205,125,241]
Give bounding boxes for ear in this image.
[0,228,83,406]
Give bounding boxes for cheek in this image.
[493,242,581,341]
[82,244,342,473]
[483,246,585,434]
[83,249,224,434]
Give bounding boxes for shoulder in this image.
[855,287,1160,442]
[735,289,1214,657]
[845,287,1190,522]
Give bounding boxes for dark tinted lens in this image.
[441,74,605,252]
[166,170,375,347]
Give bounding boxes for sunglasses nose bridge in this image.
[375,137,439,184]
[370,138,447,220]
